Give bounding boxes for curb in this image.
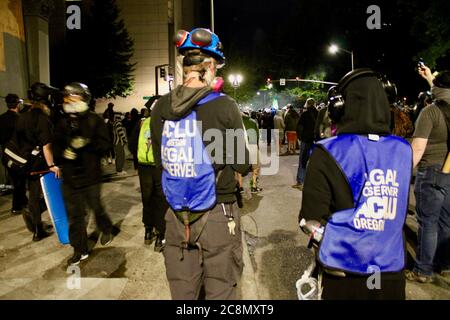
[239,217,259,300]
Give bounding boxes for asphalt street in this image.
[0,154,448,300]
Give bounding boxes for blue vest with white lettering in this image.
[317,134,412,274]
[161,92,224,212]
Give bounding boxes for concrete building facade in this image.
[0,0,53,113]
[1,0,202,114]
[96,0,201,113]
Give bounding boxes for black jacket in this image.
[297,107,318,143]
[0,110,19,148]
[53,111,111,188]
[299,76,403,288]
[151,85,251,204]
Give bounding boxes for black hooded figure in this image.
[299,70,412,300]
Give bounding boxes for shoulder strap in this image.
[197,92,224,106]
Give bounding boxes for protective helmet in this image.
[63,82,91,103]
[28,82,55,102]
[174,28,225,65]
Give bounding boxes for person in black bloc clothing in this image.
[129,96,168,252]
[53,82,116,266]
[0,94,28,215]
[15,83,60,241]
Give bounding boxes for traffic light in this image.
[160,67,166,79]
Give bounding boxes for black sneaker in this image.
[11,209,22,215]
[251,187,263,193]
[292,184,303,190]
[32,223,53,242]
[145,228,156,245]
[100,232,113,246]
[154,237,165,253]
[67,252,89,266]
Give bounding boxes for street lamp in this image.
[228,74,243,99]
[329,44,354,71]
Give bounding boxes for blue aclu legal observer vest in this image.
[161,92,224,212]
[317,134,412,274]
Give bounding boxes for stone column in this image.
[23,0,53,85]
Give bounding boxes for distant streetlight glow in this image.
[328,44,354,71]
[229,74,243,85]
[329,44,339,54]
[228,73,243,99]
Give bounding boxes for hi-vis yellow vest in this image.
[137,117,154,165]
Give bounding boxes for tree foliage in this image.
[397,0,450,68]
[65,0,135,99]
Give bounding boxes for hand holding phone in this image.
[418,58,425,70]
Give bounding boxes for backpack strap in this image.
[435,100,450,151]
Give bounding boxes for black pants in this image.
[321,272,405,300]
[7,168,28,211]
[138,165,168,236]
[114,144,125,172]
[62,183,113,254]
[27,176,43,226]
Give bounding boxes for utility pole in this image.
[211,0,215,32]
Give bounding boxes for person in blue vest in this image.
[150,28,251,299]
[128,95,168,252]
[299,69,412,299]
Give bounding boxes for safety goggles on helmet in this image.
[174,28,225,67]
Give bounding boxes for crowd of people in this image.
[0,26,448,300]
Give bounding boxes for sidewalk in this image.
[0,161,257,299]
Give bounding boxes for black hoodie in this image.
[300,77,394,229]
[151,85,251,204]
[338,76,391,135]
[301,75,393,223]
[299,76,404,287]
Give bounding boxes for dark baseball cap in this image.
[433,70,450,89]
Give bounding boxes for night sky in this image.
[196,0,449,101]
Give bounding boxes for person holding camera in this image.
[406,66,450,282]
[15,83,60,241]
[299,69,412,299]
